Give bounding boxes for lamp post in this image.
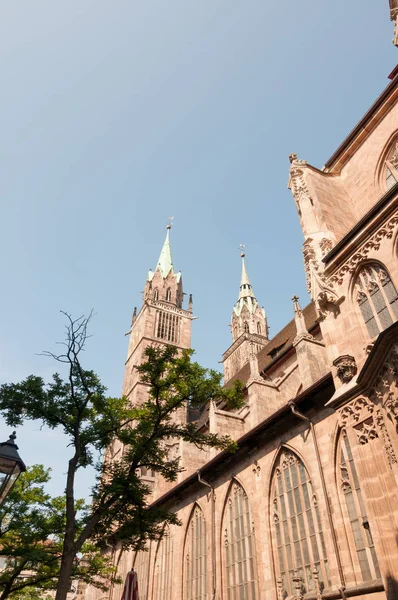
[0,431,26,506]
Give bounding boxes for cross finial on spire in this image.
[167,216,174,230]
[239,243,245,258]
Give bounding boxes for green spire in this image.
[156,224,174,278]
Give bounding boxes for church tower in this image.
[122,224,194,406]
[223,249,269,382]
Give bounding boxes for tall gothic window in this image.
[244,321,249,333]
[133,545,151,600]
[354,263,398,339]
[153,527,173,600]
[257,322,261,334]
[338,430,380,582]
[166,288,172,302]
[153,288,159,301]
[271,449,330,596]
[384,138,398,189]
[184,505,207,600]
[223,481,258,600]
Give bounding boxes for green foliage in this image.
[0,313,243,599]
[0,466,118,600]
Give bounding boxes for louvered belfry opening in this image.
[156,310,180,343]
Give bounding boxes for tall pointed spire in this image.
[239,251,255,300]
[234,248,259,315]
[156,223,174,278]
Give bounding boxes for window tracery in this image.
[384,138,398,189]
[271,449,330,596]
[153,288,159,301]
[166,288,172,302]
[338,430,380,582]
[153,527,173,600]
[184,505,207,600]
[223,481,258,600]
[354,263,398,338]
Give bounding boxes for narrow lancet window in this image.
[338,430,380,581]
[271,449,330,596]
[223,481,258,600]
[184,506,207,600]
[153,528,173,600]
[133,545,151,600]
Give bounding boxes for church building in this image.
[92,10,398,600]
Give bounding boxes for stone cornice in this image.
[222,332,268,360]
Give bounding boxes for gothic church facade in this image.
[93,20,398,600]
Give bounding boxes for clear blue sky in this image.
[0,1,396,499]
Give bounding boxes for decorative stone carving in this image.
[391,2,398,45]
[292,571,304,600]
[312,566,323,600]
[354,418,379,445]
[317,289,344,320]
[329,212,398,286]
[338,397,374,427]
[319,237,333,257]
[375,409,398,467]
[369,342,398,424]
[277,577,286,600]
[252,460,261,477]
[333,355,358,384]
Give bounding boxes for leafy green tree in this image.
[0,313,243,600]
[0,464,116,600]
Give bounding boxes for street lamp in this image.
[0,431,26,506]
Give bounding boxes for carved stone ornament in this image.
[338,396,374,427]
[333,354,358,384]
[329,212,398,287]
[289,155,312,218]
[319,237,334,257]
[391,2,398,46]
[369,341,398,430]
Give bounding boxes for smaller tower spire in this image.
[230,245,269,341]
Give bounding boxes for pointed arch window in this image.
[184,505,207,600]
[153,288,159,302]
[153,527,173,600]
[384,138,398,189]
[223,481,258,600]
[256,322,261,334]
[244,321,249,333]
[338,430,380,582]
[133,544,151,600]
[166,288,172,302]
[354,263,398,339]
[271,449,330,596]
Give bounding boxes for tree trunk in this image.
[55,452,79,600]
[55,547,75,600]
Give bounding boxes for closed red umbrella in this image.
[121,569,139,600]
